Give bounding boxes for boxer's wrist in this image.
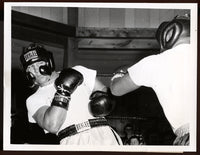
[111,69,127,81]
[51,92,70,110]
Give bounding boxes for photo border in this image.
[1,0,199,154]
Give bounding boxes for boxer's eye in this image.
[39,66,46,73]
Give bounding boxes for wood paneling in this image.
[159,9,175,24]
[18,6,29,14]
[135,9,150,28]
[99,8,110,27]
[41,7,51,20]
[28,7,42,18]
[84,8,99,27]
[50,7,63,23]
[73,27,160,79]
[73,49,157,75]
[62,7,68,25]
[76,27,159,76]
[78,8,85,27]
[125,9,135,28]
[150,10,160,28]
[110,8,125,28]
[12,7,190,28]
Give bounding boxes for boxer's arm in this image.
[110,73,140,96]
[33,105,66,134]
[33,68,83,134]
[93,77,107,92]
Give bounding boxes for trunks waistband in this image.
[58,118,108,141]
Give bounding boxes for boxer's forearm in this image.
[93,77,107,93]
[110,77,124,96]
[33,105,67,133]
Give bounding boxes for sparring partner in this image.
[20,43,122,145]
[110,15,193,145]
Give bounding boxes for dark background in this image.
[0,0,200,155]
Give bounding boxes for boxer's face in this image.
[26,61,51,86]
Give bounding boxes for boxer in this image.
[20,43,122,145]
[110,15,192,145]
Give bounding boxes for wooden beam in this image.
[75,50,157,60]
[77,49,159,55]
[68,7,78,26]
[12,24,67,48]
[64,37,77,68]
[77,27,157,38]
[12,10,76,37]
[78,38,159,49]
[63,8,78,68]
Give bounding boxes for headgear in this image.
[156,15,190,52]
[20,43,55,86]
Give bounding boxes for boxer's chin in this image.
[35,75,51,87]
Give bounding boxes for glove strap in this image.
[51,92,71,110]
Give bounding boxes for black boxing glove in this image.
[51,68,83,110]
[88,90,115,117]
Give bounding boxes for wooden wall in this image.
[12,7,69,24]
[12,7,189,28]
[11,10,76,72]
[11,7,190,86]
[78,8,189,28]
[72,27,159,86]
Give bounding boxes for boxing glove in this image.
[88,90,115,117]
[51,68,83,110]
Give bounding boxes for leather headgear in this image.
[156,15,190,52]
[20,43,55,87]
